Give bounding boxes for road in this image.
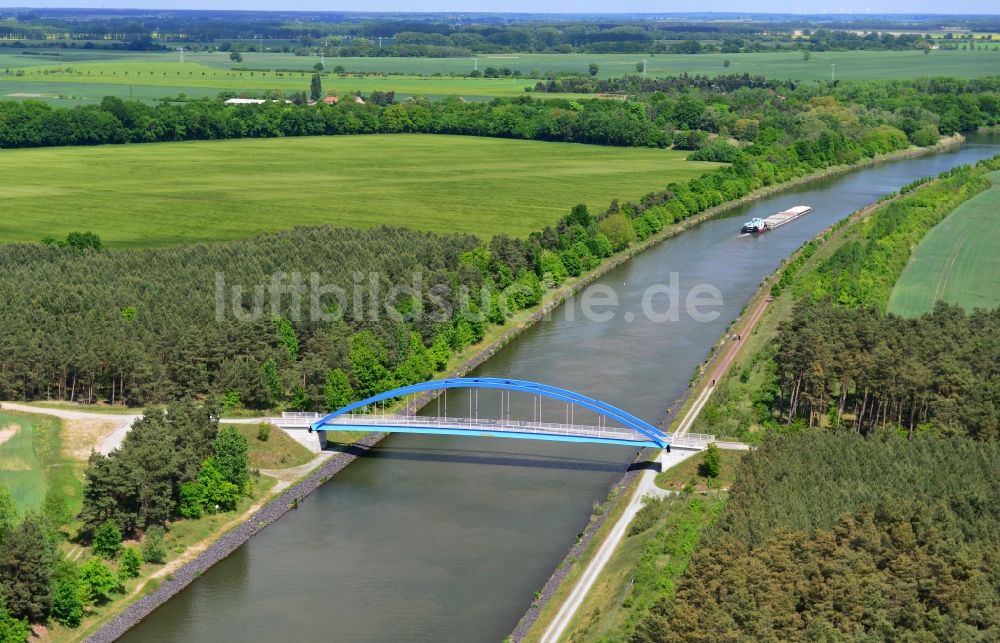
[538,447,696,643]
[672,294,771,439]
[0,402,140,454]
[538,294,769,643]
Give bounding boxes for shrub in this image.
[92,520,122,560]
[0,596,29,642]
[178,481,204,519]
[628,496,668,536]
[51,562,83,628]
[119,546,142,579]
[141,526,167,564]
[700,443,721,479]
[688,140,743,163]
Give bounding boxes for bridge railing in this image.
[324,413,659,443]
[270,413,716,449]
[669,432,717,449]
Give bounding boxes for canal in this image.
[122,133,1000,642]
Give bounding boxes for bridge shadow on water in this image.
[324,441,660,473]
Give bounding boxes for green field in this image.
[0,60,549,104]
[0,412,47,511]
[0,134,719,247]
[0,411,82,516]
[211,49,1000,81]
[888,171,1000,316]
[2,48,999,105]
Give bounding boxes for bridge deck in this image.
[276,413,714,450]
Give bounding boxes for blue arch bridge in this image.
[275,378,713,451]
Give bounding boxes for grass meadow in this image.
[654,448,744,492]
[0,412,48,512]
[235,424,314,469]
[2,48,999,104]
[0,411,83,515]
[0,133,719,247]
[888,170,1000,316]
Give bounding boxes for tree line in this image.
[0,94,668,149]
[4,75,1000,153]
[6,11,996,56]
[532,72,783,95]
[791,159,997,310]
[776,300,999,440]
[635,431,1000,641]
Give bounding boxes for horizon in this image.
[1,4,998,16]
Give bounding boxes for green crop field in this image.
[0,134,720,247]
[889,171,1000,316]
[0,61,547,104]
[214,49,1000,81]
[2,48,999,105]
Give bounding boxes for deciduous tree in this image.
[92,521,122,560]
[78,558,117,605]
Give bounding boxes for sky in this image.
[1,0,997,13]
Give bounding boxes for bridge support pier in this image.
[293,425,327,453]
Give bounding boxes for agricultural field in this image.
[0,60,548,105]
[0,134,720,247]
[2,48,999,105]
[208,49,1000,80]
[888,170,1000,316]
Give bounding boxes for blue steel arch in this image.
[310,377,668,448]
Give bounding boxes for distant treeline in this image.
[4,76,1000,153]
[534,74,1000,137]
[0,82,964,409]
[4,11,997,56]
[0,95,671,148]
[533,72,784,95]
[637,432,1000,641]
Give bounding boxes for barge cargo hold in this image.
[741,205,813,234]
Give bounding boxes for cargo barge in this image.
[741,205,813,234]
